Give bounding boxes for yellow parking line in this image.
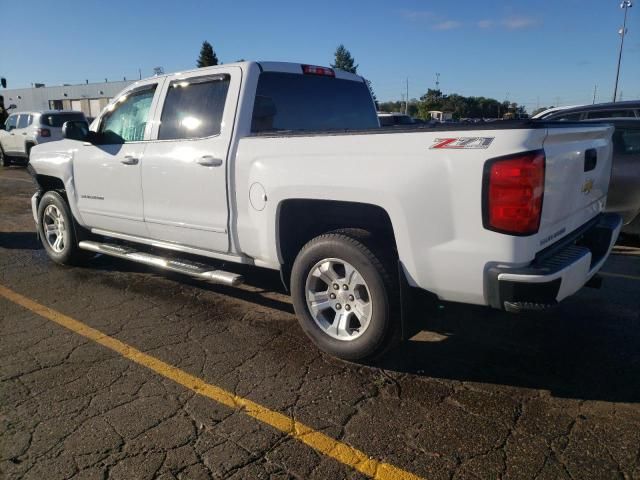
[0,284,422,480]
[599,271,640,281]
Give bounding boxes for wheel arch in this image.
[276,199,399,282]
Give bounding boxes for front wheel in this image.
[0,145,9,167]
[290,230,398,361]
[37,191,93,265]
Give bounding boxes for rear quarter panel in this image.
[234,128,547,305]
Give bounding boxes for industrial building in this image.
[1,80,134,119]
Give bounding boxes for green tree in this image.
[197,41,219,68]
[365,79,378,106]
[331,44,358,73]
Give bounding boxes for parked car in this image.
[377,112,416,126]
[596,119,640,236]
[27,61,621,361]
[535,101,640,236]
[533,100,640,121]
[0,110,87,166]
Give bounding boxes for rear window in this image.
[40,113,86,127]
[251,72,378,133]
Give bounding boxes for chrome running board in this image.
[78,240,244,286]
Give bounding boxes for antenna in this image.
[435,72,440,90]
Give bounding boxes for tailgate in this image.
[538,124,614,246]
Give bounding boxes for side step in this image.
[78,241,244,286]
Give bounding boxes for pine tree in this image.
[331,44,358,73]
[197,41,219,68]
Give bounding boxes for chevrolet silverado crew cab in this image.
[27,61,622,361]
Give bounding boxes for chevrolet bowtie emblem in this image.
[582,179,594,194]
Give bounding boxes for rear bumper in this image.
[486,213,622,312]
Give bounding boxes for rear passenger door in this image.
[141,67,241,252]
[14,114,31,154]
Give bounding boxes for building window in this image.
[49,100,64,110]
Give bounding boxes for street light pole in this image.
[613,1,632,102]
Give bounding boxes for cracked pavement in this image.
[1,166,640,479]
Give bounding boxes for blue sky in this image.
[1,0,638,111]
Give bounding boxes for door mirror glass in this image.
[62,120,90,141]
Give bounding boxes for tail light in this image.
[38,128,51,137]
[482,150,545,235]
[301,64,335,77]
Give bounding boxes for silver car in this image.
[0,110,87,166]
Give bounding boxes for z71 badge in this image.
[430,137,495,149]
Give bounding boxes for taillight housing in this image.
[482,150,545,235]
[38,128,51,137]
[301,64,335,77]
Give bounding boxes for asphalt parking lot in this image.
[1,166,639,480]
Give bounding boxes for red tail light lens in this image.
[483,150,545,235]
[38,128,51,137]
[301,64,335,77]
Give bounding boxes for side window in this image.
[554,113,582,121]
[158,75,230,140]
[99,85,157,143]
[6,115,17,131]
[586,110,634,119]
[17,114,29,129]
[613,128,640,155]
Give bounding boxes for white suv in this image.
[0,110,87,166]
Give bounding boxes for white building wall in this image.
[2,80,134,115]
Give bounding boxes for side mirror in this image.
[7,104,17,110]
[62,120,90,141]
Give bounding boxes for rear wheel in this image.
[37,191,93,265]
[291,229,399,361]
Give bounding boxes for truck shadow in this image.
[76,252,640,404]
[379,291,640,403]
[0,231,42,250]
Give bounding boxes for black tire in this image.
[0,145,9,167]
[291,229,399,361]
[25,143,34,164]
[37,191,93,265]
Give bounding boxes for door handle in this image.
[121,155,139,165]
[22,132,27,135]
[197,155,223,167]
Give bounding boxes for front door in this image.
[141,67,240,252]
[73,80,163,236]
[3,114,19,152]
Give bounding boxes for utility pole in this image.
[593,84,598,104]
[405,78,409,115]
[435,72,440,91]
[613,1,632,102]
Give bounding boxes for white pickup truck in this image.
[27,61,622,360]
